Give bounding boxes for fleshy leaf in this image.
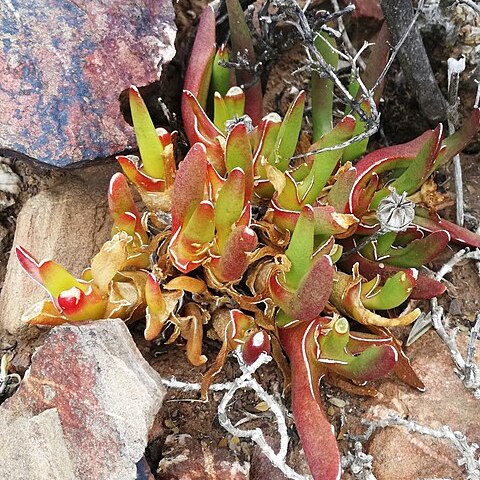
[210,225,257,282]
[129,86,165,179]
[366,230,451,268]
[214,168,246,250]
[284,206,315,288]
[16,246,85,299]
[330,271,421,327]
[298,115,356,206]
[211,44,231,98]
[242,330,271,365]
[270,91,306,171]
[279,320,342,480]
[270,254,334,321]
[339,246,445,299]
[225,125,254,200]
[171,143,209,234]
[361,270,417,310]
[414,208,480,248]
[224,86,246,119]
[182,6,216,144]
[311,31,338,142]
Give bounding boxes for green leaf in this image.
[298,115,356,206]
[224,86,246,120]
[285,206,314,289]
[270,91,306,171]
[225,123,253,199]
[361,270,417,310]
[129,86,165,179]
[311,31,338,142]
[211,45,231,98]
[215,169,246,250]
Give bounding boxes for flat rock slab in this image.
[364,331,480,480]
[0,0,176,167]
[0,319,166,480]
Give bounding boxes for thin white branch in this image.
[161,351,311,480]
[331,0,366,70]
[351,412,480,480]
[447,56,466,226]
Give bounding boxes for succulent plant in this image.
[16,3,480,479]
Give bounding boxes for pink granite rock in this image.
[364,331,480,480]
[0,0,176,166]
[0,319,166,480]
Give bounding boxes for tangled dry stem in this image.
[430,248,480,398]
[161,351,311,480]
[350,412,480,480]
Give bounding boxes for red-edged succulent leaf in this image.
[183,90,224,141]
[311,31,338,142]
[16,246,106,321]
[210,225,257,282]
[242,330,271,365]
[117,155,166,192]
[348,129,435,214]
[414,208,480,248]
[270,207,335,320]
[108,172,141,221]
[362,326,425,390]
[270,91,306,171]
[253,113,283,190]
[330,271,420,327]
[215,168,246,250]
[129,86,165,179]
[365,230,451,268]
[145,273,167,341]
[224,86,246,119]
[56,285,106,321]
[339,248,445,299]
[360,269,417,310]
[183,90,226,173]
[272,202,358,236]
[279,320,342,480]
[270,255,334,321]
[182,6,216,144]
[433,107,480,172]
[327,164,357,212]
[16,246,85,299]
[169,200,215,273]
[171,143,209,234]
[225,124,254,200]
[319,318,398,382]
[370,125,443,208]
[108,173,147,242]
[226,0,263,125]
[297,115,356,206]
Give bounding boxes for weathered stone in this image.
[0,319,165,480]
[157,433,250,480]
[365,331,480,480]
[0,0,176,166]
[0,162,116,346]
